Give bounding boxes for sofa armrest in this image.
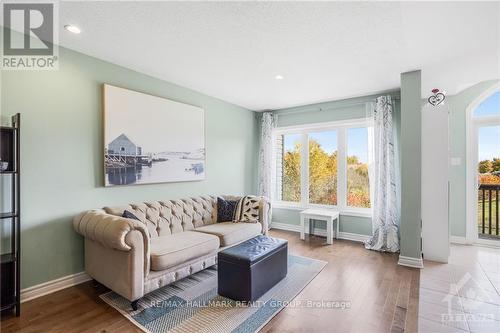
[73,210,150,300]
[73,209,149,252]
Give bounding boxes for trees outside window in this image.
[309,131,337,205]
[281,134,301,202]
[477,126,500,184]
[275,120,372,213]
[347,128,370,208]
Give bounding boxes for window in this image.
[473,91,500,238]
[474,91,500,117]
[347,128,370,208]
[273,119,372,215]
[280,134,301,202]
[309,131,337,205]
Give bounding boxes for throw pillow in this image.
[233,195,260,223]
[217,197,238,222]
[122,210,140,220]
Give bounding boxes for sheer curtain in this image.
[365,96,399,252]
[258,112,275,199]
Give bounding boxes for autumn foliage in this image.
[478,158,500,185]
[479,173,500,184]
[282,139,370,208]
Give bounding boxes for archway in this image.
[466,83,500,245]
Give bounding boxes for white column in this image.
[421,104,449,263]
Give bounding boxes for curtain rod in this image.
[273,96,400,116]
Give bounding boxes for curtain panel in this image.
[258,112,275,199]
[365,96,400,252]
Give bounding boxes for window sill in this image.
[272,203,372,218]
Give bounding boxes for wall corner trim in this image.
[21,271,91,303]
[397,255,424,269]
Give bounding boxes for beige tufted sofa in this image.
[73,195,269,308]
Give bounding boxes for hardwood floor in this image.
[1,230,420,333]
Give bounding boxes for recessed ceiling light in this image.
[275,75,284,80]
[64,25,81,34]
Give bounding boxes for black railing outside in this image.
[478,183,500,237]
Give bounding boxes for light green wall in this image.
[447,79,500,237]
[5,32,490,289]
[0,46,258,289]
[399,70,422,259]
[271,91,401,236]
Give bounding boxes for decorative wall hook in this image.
[428,88,446,106]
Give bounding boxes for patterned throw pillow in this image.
[217,197,238,222]
[122,210,140,220]
[234,195,260,223]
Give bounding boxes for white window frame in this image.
[272,118,373,218]
[465,83,500,246]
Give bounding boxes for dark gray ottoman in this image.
[218,235,288,302]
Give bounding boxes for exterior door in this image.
[475,123,500,242]
[467,88,500,245]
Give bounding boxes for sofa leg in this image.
[131,300,139,311]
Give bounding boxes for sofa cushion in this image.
[150,231,219,271]
[217,197,238,222]
[193,222,261,247]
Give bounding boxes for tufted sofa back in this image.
[103,195,221,238]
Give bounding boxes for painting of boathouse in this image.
[103,84,205,186]
[108,134,142,156]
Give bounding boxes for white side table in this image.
[300,208,340,245]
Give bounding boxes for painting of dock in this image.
[103,84,205,186]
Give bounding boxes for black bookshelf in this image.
[0,113,20,316]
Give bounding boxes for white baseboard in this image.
[473,238,500,248]
[270,221,301,233]
[450,236,467,244]
[449,236,500,248]
[21,271,91,303]
[339,231,371,243]
[398,255,424,269]
[270,222,371,243]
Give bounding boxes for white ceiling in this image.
[58,1,500,110]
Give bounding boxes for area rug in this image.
[101,254,326,333]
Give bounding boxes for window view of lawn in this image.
[478,198,498,235]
